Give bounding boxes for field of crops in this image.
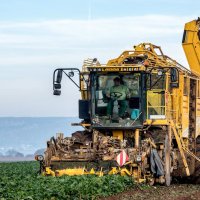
[0,161,135,200]
[1,161,200,200]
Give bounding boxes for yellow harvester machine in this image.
[36,18,200,186]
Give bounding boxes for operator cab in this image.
[92,72,143,129]
[52,59,179,130]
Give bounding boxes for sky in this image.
[0,0,199,117]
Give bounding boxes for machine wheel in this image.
[164,126,172,186]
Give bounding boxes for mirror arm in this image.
[62,71,80,89]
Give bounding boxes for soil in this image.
[102,184,200,200]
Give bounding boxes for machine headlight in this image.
[35,155,44,161]
[136,155,142,162]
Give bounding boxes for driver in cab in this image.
[106,77,130,118]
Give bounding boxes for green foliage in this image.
[0,161,134,200]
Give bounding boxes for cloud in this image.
[0,15,194,116]
[0,15,194,65]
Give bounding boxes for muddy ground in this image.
[102,184,200,200]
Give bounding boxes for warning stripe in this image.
[116,150,129,166]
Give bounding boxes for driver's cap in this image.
[113,77,120,82]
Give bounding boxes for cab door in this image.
[147,72,166,120]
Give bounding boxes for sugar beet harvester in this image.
[36,18,200,186]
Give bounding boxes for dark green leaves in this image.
[0,162,134,200]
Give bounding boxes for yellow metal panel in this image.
[45,167,55,176]
[134,129,140,148]
[55,168,85,176]
[182,19,200,75]
[112,130,123,140]
[147,90,165,118]
[144,119,169,125]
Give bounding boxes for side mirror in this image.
[53,68,80,97]
[53,90,61,96]
[170,68,179,88]
[54,83,61,89]
[170,68,178,82]
[56,70,63,83]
